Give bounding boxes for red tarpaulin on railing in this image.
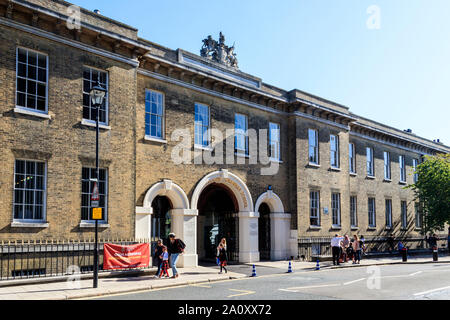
[103,243,150,270]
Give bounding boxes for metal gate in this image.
[202,212,239,263]
[258,204,271,260]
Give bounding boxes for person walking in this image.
[158,246,170,278]
[352,235,362,264]
[153,239,164,278]
[331,234,343,266]
[387,234,395,254]
[217,243,228,274]
[429,233,438,251]
[342,235,351,263]
[167,233,186,279]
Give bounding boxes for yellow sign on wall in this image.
[92,208,103,220]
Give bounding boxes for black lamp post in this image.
[89,81,106,288]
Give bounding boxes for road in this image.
[91,263,450,300]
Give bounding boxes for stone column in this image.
[270,213,291,260]
[135,206,153,264]
[171,209,198,268]
[239,211,260,263]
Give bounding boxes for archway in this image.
[255,191,290,261]
[192,170,259,263]
[197,184,239,263]
[136,180,198,267]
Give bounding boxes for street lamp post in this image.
[89,81,107,289]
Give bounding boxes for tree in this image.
[408,154,450,234]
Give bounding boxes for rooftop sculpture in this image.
[200,32,239,69]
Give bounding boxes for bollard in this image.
[251,265,257,277]
[401,248,408,262]
[287,261,293,273]
[315,260,320,271]
[433,246,439,262]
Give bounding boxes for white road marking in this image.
[227,289,256,298]
[343,278,366,286]
[190,284,212,288]
[413,286,450,297]
[278,289,299,293]
[409,271,423,277]
[287,283,340,290]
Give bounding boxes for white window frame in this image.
[368,198,376,228]
[194,103,211,148]
[366,147,374,177]
[308,129,319,165]
[413,159,419,183]
[399,155,406,183]
[330,135,340,169]
[81,167,108,224]
[385,199,392,228]
[310,191,320,227]
[349,143,356,174]
[13,159,47,223]
[235,113,249,155]
[269,122,281,161]
[331,193,341,227]
[145,89,165,140]
[350,196,358,228]
[15,47,49,114]
[82,66,109,126]
[384,151,391,180]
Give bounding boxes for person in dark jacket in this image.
[217,242,228,274]
[153,239,164,278]
[167,233,185,278]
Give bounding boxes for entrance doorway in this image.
[151,196,172,266]
[197,184,239,263]
[258,203,271,260]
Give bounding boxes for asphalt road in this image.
[91,263,450,300]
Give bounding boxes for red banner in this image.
[103,243,150,270]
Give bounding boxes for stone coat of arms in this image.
[200,32,239,69]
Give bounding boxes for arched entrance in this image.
[197,183,240,263]
[192,170,259,263]
[258,203,271,261]
[255,191,291,261]
[150,196,172,266]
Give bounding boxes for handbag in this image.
[216,257,220,266]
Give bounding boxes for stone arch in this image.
[191,169,254,213]
[143,179,189,211]
[254,191,285,214]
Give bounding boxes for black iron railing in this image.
[0,239,152,281]
[298,235,448,261]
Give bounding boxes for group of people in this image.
[331,234,366,266]
[153,233,186,279]
[153,234,229,278]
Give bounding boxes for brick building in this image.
[0,0,448,267]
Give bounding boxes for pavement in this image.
[0,254,448,300]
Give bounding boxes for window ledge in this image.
[351,227,359,231]
[144,135,167,144]
[269,158,283,164]
[366,176,376,180]
[194,145,214,152]
[383,179,392,182]
[79,222,110,229]
[414,228,423,232]
[14,107,51,119]
[308,163,321,168]
[331,226,342,230]
[399,181,407,185]
[330,167,341,172]
[350,172,357,177]
[385,227,393,231]
[81,119,111,130]
[367,227,377,231]
[235,152,250,159]
[309,226,322,230]
[11,222,49,228]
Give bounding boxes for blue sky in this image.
[73,0,450,144]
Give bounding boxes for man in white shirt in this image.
[331,234,344,266]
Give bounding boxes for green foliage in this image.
[408,154,450,233]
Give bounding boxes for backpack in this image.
[177,239,186,251]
